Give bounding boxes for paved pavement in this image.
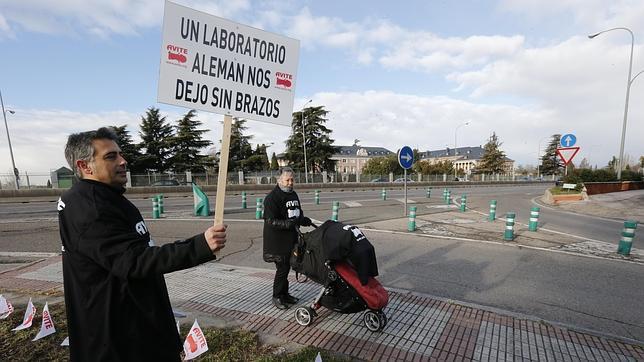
[1,255,643,361]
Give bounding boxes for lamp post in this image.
[300,99,312,183]
[0,90,19,190]
[454,121,469,178]
[588,27,638,179]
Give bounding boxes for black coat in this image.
[262,185,304,261]
[58,179,215,361]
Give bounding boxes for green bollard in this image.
[489,200,497,221]
[381,188,387,201]
[255,198,263,220]
[528,207,540,231]
[617,220,638,256]
[315,190,320,205]
[460,194,467,212]
[152,196,160,219]
[241,191,247,209]
[408,206,417,231]
[443,188,448,201]
[426,187,431,198]
[504,212,515,241]
[446,190,451,205]
[331,201,340,221]
[159,193,164,214]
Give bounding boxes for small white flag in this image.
[12,298,37,331]
[61,336,69,346]
[183,319,208,360]
[176,319,181,334]
[0,295,14,319]
[33,302,56,341]
[315,352,323,362]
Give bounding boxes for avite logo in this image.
[275,72,293,90]
[167,44,187,64]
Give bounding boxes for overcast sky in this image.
[0,0,643,180]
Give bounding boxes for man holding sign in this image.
[59,127,227,361]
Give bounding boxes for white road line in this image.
[343,201,363,207]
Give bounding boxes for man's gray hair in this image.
[279,167,294,177]
[65,127,119,178]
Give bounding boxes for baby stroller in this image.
[290,220,389,332]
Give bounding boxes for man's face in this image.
[278,173,294,191]
[82,139,128,188]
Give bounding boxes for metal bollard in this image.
[528,207,540,231]
[408,206,417,231]
[315,190,320,205]
[255,198,263,220]
[446,190,451,205]
[489,200,497,221]
[152,196,160,219]
[460,194,467,212]
[426,187,431,198]
[504,212,515,241]
[381,188,387,201]
[158,193,164,214]
[241,191,247,209]
[443,188,448,201]
[332,201,340,221]
[617,220,638,256]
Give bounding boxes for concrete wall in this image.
[584,181,644,195]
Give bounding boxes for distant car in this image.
[370,177,387,183]
[151,179,180,187]
[393,178,413,183]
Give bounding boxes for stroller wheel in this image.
[377,311,388,328]
[327,270,338,281]
[363,311,383,332]
[294,307,313,326]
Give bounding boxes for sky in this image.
[1,0,643,181]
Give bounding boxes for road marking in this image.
[531,197,624,224]
[343,201,362,207]
[0,252,60,258]
[395,199,415,204]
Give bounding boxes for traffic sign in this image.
[560,134,577,148]
[556,147,580,165]
[398,146,414,169]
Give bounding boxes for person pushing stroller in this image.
[263,167,312,310]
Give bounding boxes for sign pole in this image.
[404,168,408,216]
[214,115,233,229]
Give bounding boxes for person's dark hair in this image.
[65,127,119,178]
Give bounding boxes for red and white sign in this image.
[33,302,56,341]
[0,295,14,319]
[183,319,208,360]
[556,147,580,165]
[12,298,37,331]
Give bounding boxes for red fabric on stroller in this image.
[335,262,389,310]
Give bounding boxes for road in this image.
[0,184,642,342]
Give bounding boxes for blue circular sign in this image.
[560,134,577,148]
[398,146,414,169]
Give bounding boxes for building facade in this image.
[419,146,514,175]
[330,145,393,174]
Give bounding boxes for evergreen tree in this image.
[362,155,403,175]
[476,132,507,174]
[168,110,212,172]
[540,134,563,175]
[138,107,174,172]
[270,152,279,170]
[578,158,591,169]
[111,125,143,172]
[285,106,338,172]
[228,118,254,171]
[242,144,270,171]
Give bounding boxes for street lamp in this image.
[454,121,469,178]
[300,99,312,183]
[0,90,19,190]
[588,27,639,179]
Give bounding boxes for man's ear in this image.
[76,159,93,177]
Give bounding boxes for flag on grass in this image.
[33,302,56,341]
[183,319,208,360]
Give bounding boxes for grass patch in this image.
[0,300,348,361]
[549,187,582,195]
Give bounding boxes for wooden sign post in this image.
[214,115,232,227]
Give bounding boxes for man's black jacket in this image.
[262,185,304,261]
[58,179,215,361]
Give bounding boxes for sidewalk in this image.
[1,257,642,361]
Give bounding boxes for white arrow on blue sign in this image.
[398,146,414,169]
[560,134,577,148]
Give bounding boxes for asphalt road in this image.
[1,184,642,342]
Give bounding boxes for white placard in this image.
[158,1,300,126]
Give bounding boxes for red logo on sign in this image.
[275,72,293,89]
[187,335,197,352]
[167,44,188,64]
